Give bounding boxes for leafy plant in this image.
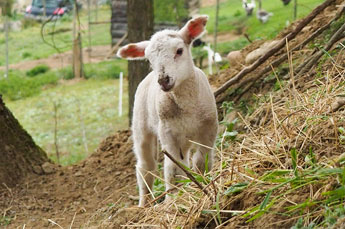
[0,216,11,226]
[26,65,50,77]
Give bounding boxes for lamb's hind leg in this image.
[134,132,157,207]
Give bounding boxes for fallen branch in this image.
[216,4,344,104]
[106,32,128,59]
[161,150,210,197]
[213,0,336,98]
[294,22,345,78]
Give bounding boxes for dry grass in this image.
[115,38,345,228]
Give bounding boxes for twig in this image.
[161,150,210,197]
[48,219,64,229]
[213,0,336,98]
[244,33,253,43]
[107,32,128,59]
[69,211,77,229]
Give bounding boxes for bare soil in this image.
[0,45,112,72]
[0,130,142,228]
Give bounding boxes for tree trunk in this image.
[0,96,49,187]
[127,0,153,125]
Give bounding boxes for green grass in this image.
[0,60,127,100]
[201,0,324,53]
[0,69,59,100]
[0,6,111,66]
[5,78,129,166]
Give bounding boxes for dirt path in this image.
[0,45,113,72]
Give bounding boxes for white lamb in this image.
[117,15,218,207]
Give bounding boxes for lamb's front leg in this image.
[193,122,218,174]
[159,127,190,192]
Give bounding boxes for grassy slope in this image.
[6,78,128,165]
[200,0,324,53]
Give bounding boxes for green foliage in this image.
[154,0,188,23]
[0,70,59,100]
[221,101,234,114]
[58,67,74,80]
[26,65,50,77]
[21,18,39,29]
[239,100,254,115]
[324,205,345,227]
[21,51,32,59]
[290,148,299,177]
[216,38,250,55]
[84,61,123,80]
[224,182,248,196]
[0,216,11,226]
[0,0,14,16]
[243,165,345,226]
[58,61,126,80]
[291,218,315,229]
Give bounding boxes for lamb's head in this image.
[117,15,208,92]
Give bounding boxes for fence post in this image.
[118,72,123,117]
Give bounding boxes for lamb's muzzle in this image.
[158,75,174,92]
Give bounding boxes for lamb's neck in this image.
[171,70,199,103]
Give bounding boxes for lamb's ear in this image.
[117,41,150,60]
[179,15,208,44]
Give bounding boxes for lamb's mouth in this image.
[160,83,175,92]
[158,76,174,92]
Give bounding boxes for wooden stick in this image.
[213,0,336,98]
[106,32,128,59]
[295,22,345,78]
[161,150,210,197]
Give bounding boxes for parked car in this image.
[25,0,80,19]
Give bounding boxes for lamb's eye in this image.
[176,48,183,56]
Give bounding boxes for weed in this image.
[220,101,234,114]
[0,216,11,226]
[0,70,59,100]
[26,64,50,77]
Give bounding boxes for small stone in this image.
[42,162,56,174]
[75,171,83,177]
[32,165,43,175]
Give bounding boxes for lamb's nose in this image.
[158,76,173,92]
[158,76,170,86]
